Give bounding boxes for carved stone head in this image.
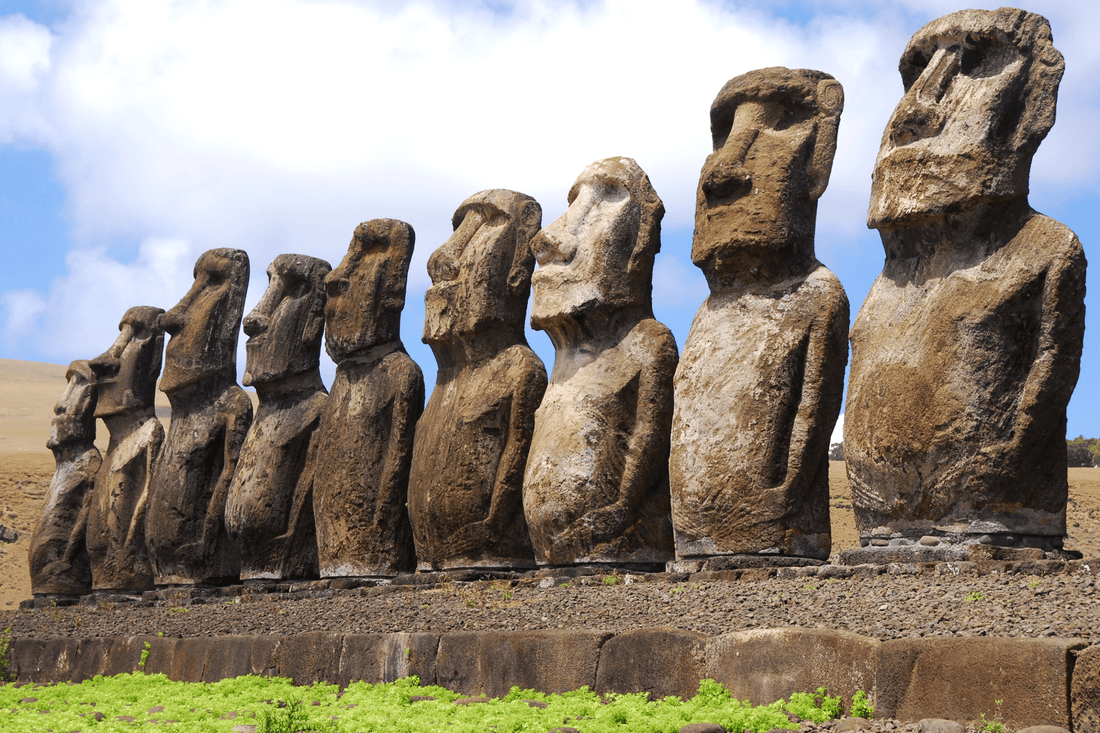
[530,157,664,328]
[48,360,97,449]
[90,306,165,417]
[324,219,414,362]
[693,67,843,283]
[158,248,250,394]
[424,190,541,344]
[243,254,332,387]
[867,8,1064,229]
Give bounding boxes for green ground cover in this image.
[0,673,870,732]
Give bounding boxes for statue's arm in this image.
[203,394,253,551]
[282,406,325,540]
[1006,238,1086,456]
[561,329,677,546]
[775,285,849,512]
[485,360,546,529]
[124,420,164,552]
[374,363,424,529]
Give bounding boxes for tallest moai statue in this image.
[845,8,1085,558]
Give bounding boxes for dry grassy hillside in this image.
[1,358,1097,608]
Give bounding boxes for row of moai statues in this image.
[29,7,1086,595]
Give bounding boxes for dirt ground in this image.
[1,358,1098,608]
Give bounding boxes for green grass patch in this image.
[0,673,869,732]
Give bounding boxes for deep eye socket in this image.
[771,103,813,131]
[958,36,1019,79]
[284,277,311,300]
[901,50,932,91]
[325,278,349,297]
[711,119,733,152]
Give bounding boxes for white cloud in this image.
[1,0,1098,382]
[5,237,194,361]
[0,13,53,144]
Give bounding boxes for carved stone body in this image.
[148,249,253,585]
[846,9,1084,551]
[670,68,848,564]
[29,361,100,596]
[86,306,166,591]
[524,158,676,568]
[409,190,546,571]
[226,254,331,581]
[307,219,423,577]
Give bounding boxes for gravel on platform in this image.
[3,569,1098,645]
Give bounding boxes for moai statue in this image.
[28,361,100,596]
[845,8,1084,558]
[669,68,849,568]
[147,248,253,585]
[304,219,424,577]
[408,190,546,571]
[225,254,331,581]
[86,306,166,592]
[523,157,677,569]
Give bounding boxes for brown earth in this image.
[1,358,1098,609]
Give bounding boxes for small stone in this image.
[220,711,238,720]
[116,715,137,722]
[837,719,872,732]
[454,696,491,705]
[918,719,964,733]
[871,539,890,546]
[410,696,437,703]
[232,726,257,733]
[525,700,549,709]
[1016,727,1069,733]
[919,536,940,546]
[147,706,164,714]
[19,697,38,703]
[549,728,580,733]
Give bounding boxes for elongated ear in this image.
[808,79,843,201]
[508,199,541,296]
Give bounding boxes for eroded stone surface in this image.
[226,254,331,581]
[307,219,423,577]
[524,157,676,568]
[670,68,849,563]
[148,249,253,585]
[29,360,100,596]
[846,9,1084,548]
[409,190,546,571]
[86,306,165,591]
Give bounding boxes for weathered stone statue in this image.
[86,306,166,591]
[845,8,1085,558]
[305,219,424,577]
[225,254,331,581]
[669,68,849,567]
[523,157,676,569]
[28,361,100,596]
[408,190,546,571]
[148,248,253,585]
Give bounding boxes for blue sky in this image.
[1,0,1098,443]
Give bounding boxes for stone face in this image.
[670,68,849,563]
[409,190,546,571]
[226,254,331,581]
[846,9,1084,548]
[307,219,424,577]
[524,157,676,568]
[148,248,253,585]
[28,360,100,596]
[86,306,166,592]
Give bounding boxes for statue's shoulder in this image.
[1017,212,1084,260]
